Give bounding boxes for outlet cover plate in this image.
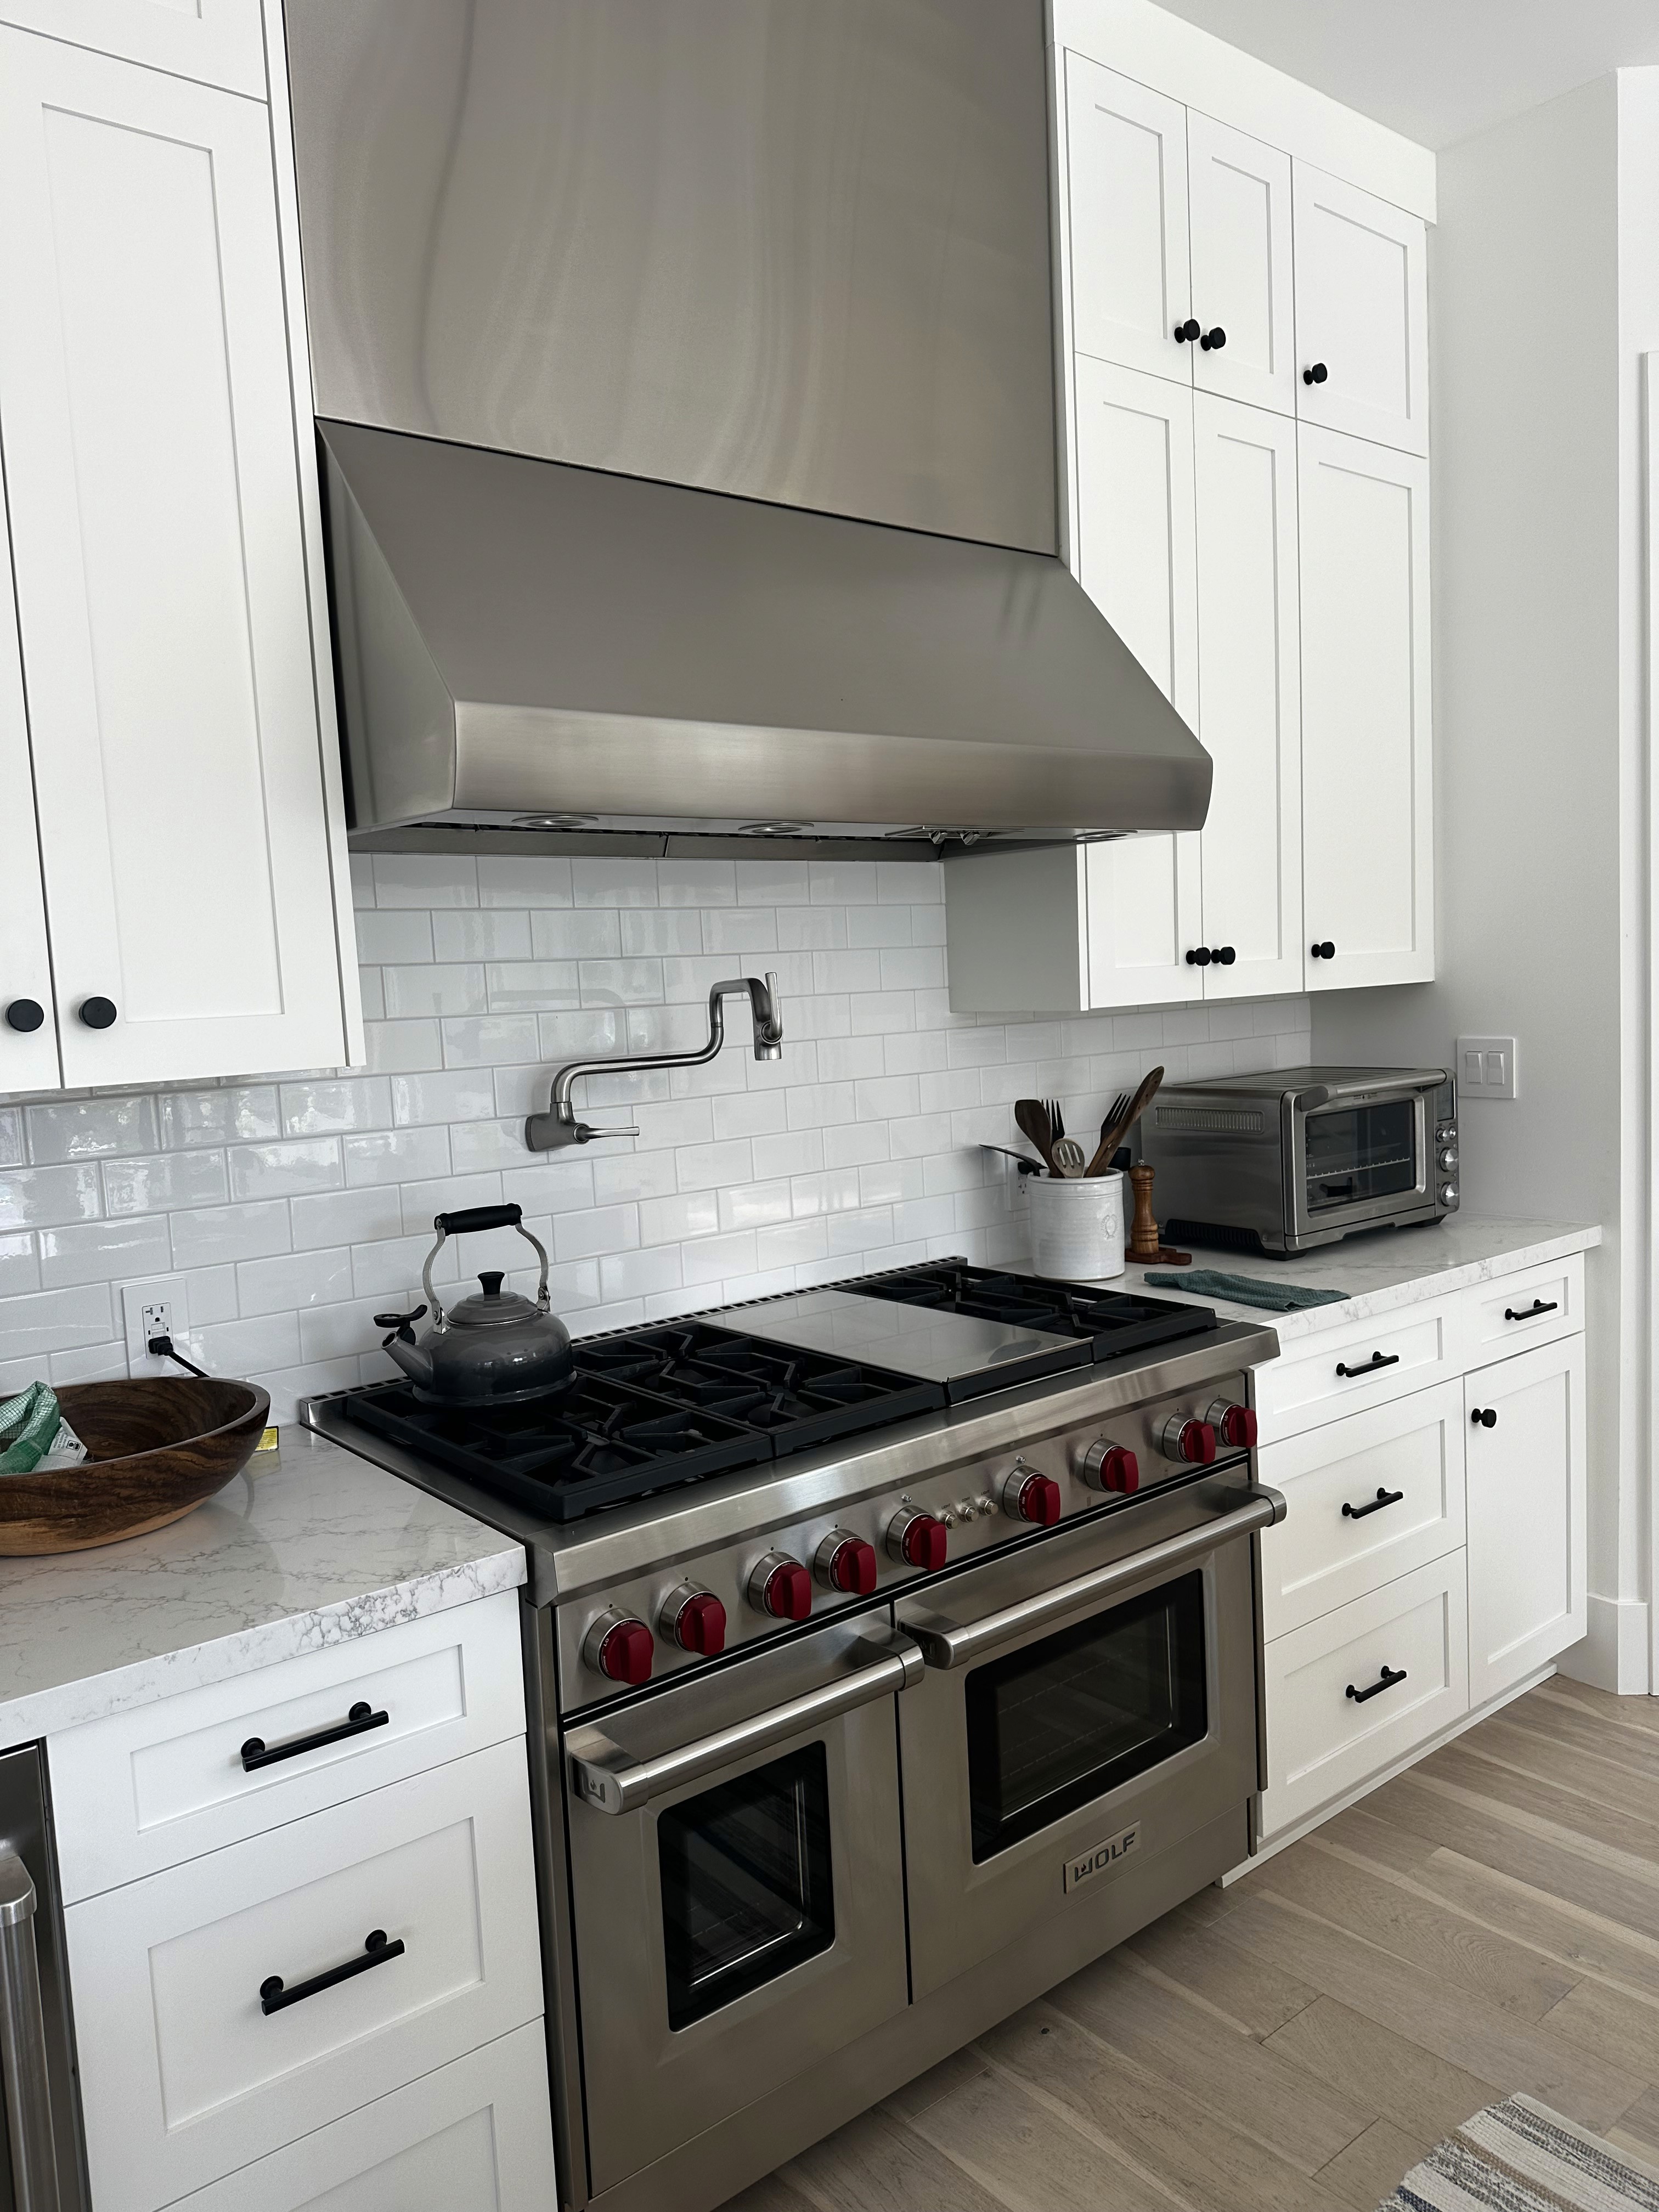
[122,1277,191,1377]
[1457,1035,1517,1101]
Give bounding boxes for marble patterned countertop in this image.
[0,1429,524,1744]
[1116,1215,1601,1342]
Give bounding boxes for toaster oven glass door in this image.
[1304,1097,1419,1213]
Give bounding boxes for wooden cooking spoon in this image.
[1085,1065,1164,1177]
[1014,1098,1059,1176]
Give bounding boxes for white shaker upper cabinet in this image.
[0,507,60,1093]
[0,31,350,1090]
[1293,165,1429,456]
[1299,426,1432,989]
[1066,55,1193,385]
[1192,393,1302,1000]
[1071,357,1203,1008]
[1187,114,1296,417]
[0,0,266,94]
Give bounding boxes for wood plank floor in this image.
[722,1678,1659,2212]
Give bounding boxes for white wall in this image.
[0,851,1312,1424]
[1313,74,1650,1687]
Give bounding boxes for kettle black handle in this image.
[435,1203,522,1235]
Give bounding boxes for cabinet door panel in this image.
[1193,394,1301,997]
[1293,163,1428,456]
[1299,426,1432,988]
[0,506,61,1091]
[0,34,346,1088]
[1066,54,1192,384]
[1072,357,1201,1006]
[0,0,266,95]
[1465,1337,1587,1706]
[1188,114,1295,416]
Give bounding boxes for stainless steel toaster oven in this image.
[1140,1066,1458,1256]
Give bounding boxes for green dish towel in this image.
[0,1381,89,1474]
[1143,1268,1351,1313]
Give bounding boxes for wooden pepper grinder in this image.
[1127,1163,1192,1267]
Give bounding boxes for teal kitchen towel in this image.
[1143,1268,1351,1313]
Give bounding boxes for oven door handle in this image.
[567,1630,926,1816]
[902,1487,1286,1672]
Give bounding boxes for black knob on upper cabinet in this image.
[1212,946,1237,967]
[4,999,43,1033]
[1471,1407,1498,1429]
[1200,326,1227,351]
[1303,362,1329,385]
[1173,318,1201,343]
[77,997,117,1030]
[1310,941,1336,961]
[1184,947,1212,967]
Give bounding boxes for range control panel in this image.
[557,1369,1254,1710]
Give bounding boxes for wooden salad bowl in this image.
[0,1377,270,1556]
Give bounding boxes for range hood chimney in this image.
[286,0,1211,857]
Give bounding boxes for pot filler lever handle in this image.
[566,1627,923,1817]
[901,1486,1286,1672]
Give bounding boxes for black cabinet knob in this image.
[77,996,117,1030]
[1200,326,1227,351]
[4,999,43,1033]
[1303,362,1329,385]
[1310,940,1336,960]
[1173,318,1201,343]
[1184,947,1212,967]
[1211,946,1237,966]
[1471,1407,1498,1429]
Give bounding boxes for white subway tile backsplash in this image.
[0,1283,114,1358]
[50,1341,127,1386]
[0,856,1311,1388]
[27,1094,157,1163]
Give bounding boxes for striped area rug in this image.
[1378,2096,1659,2211]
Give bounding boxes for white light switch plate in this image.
[1456,1035,1517,1101]
[121,1276,192,1377]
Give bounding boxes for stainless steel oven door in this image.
[563,1610,919,2197]
[895,1471,1280,2001]
[1288,1077,1437,1239]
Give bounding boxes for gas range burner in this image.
[338,1325,944,1524]
[851,1262,1215,1363]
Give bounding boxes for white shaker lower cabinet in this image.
[1299,426,1434,993]
[0,21,356,1091]
[1465,1336,1587,1706]
[1255,1257,1589,1849]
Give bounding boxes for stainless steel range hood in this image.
[287,0,1211,857]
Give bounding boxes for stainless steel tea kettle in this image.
[375,1203,573,1406]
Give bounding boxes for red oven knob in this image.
[748,1553,813,1621]
[885,1508,948,1571]
[1159,1414,1217,1465]
[583,1610,653,1685]
[1079,1438,1139,1494]
[1205,1398,1257,1449]
[816,1530,879,1595]
[1002,1464,1062,1525]
[658,1583,727,1656]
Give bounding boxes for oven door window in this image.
[964,1572,1207,1863]
[657,1742,834,2030]
[1305,1098,1418,1212]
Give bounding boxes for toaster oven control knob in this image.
[1079,1439,1139,1494]
[1159,1414,1217,1466]
[1438,1147,1458,1171]
[1002,1463,1062,1526]
[659,1583,727,1656]
[816,1530,879,1596]
[1440,1181,1459,1207]
[886,1508,948,1571]
[1204,1399,1257,1450]
[748,1553,813,1621]
[583,1610,653,1686]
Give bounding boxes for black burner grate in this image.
[850,1262,1215,1363]
[340,1323,944,1523]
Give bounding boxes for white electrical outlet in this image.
[1456,1035,1517,1101]
[122,1277,191,1376]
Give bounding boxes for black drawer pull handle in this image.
[1471,1407,1497,1429]
[1342,1486,1405,1521]
[261,1928,404,2016]
[1346,1665,1407,1705]
[1504,1300,1558,1321]
[1335,1352,1400,1378]
[241,1701,388,1772]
